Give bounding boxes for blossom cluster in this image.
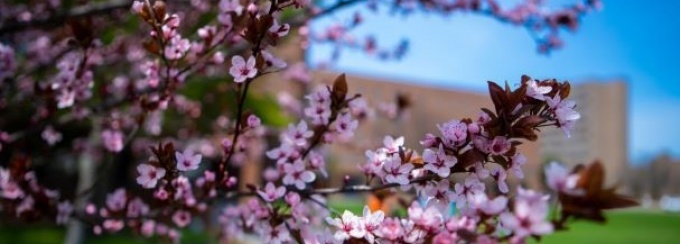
[0,0,635,244]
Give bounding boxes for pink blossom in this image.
[141,220,156,237]
[0,43,16,81]
[103,219,124,232]
[453,175,485,209]
[488,136,511,155]
[305,102,332,125]
[423,145,457,177]
[360,205,384,243]
[509,153,527,179]
[131,1,145,13]
[102,129,124,152]
[425,179,456,211]
[360,149,386,177]
[468,192,507,215]
[473,162,490,179]
[106,188,127,211]
[525,80,552,100]
[381,155,413,185]
[326,210,363,241]
[490,165,509,193]
[136,164,166,189]
[546,95,581,137]
[257,182,286,202]
[407,202,443,232]
[247,114,261,128]
[262,223,291,244]
[229,55,257,83]
[282,120,313,146]
[266,143,299,163]
[500,189,553,240]
[56,201,73,225]
[333,112,358,139]
[41,125,62,146]
[544,161,581,195]
[164,36,191,60]
[219,0,244,15]
[172,210,192,228]
[175,149,202,171]
[269,20,290,38]
[282,160,316,190]
[127,197,149,218]
[308,151,328,178]
[378,217,404,241]
[437,119,468,146]
[262,51,287,69]
[383,135,404,154]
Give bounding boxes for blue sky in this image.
[309,1,680,164]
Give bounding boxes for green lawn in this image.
[1,209,678,243]
[539,210,680,243]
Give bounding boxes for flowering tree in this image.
[0,0,637,243]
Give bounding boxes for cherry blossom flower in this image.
[102,129,124,152]
[41,126,62,146]
[164,36,191,60]
[546,95,581,137]
[106,188,127,211]
[423,145,457,177]
[378,217,404,242]
[333,112,358,139]
[526,80,552,100]
[490,165,509,193]
[308,151,328,178]
[175,149,202,171]
[229,55,257,83]
[326,210,363,241]
[0,43,16,81]
[131,1,145,13]
[360,149,386,177]
[453,175,485,209]
[360,205,385,243]
[127,197,149,218]
[257,182,286,202]
[262,51,287,69]
[219,0,244,15]
[467,192,508,215]
[500,188,553,240]
[473,162,490,179]
[488,136,511,155]
[382,136,404,154]
[269,20,290,38]
[247,114,261,128]
[136,164,166,189]
[56,201,73,225]
[172,210,192,228]
[381,155,413,185]
[509,153,527,179]
[262,223,291,244]
[544,161,581,195]
[282,120,313,146]
[266,143,299,163]
[141,220,156,237]
[282,160,316,190]
[407,202,444,232]
[424,179,456,211]
[438,119,468,146]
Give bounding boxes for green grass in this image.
[539,210,680,243]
